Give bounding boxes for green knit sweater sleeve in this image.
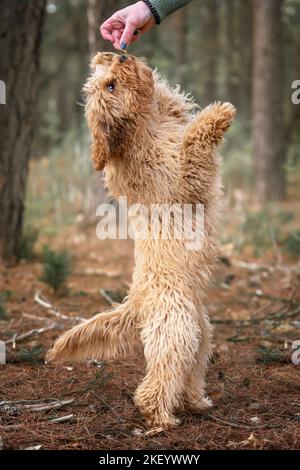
[145,0,193,22]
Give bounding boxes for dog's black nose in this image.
[119,55,128,64]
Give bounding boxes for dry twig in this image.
[34,291,84,323]
[48,414,74,424]
[5,323,58,347]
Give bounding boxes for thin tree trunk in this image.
[171,9,188,84]
[285,13,300,144]
[87,0,105,57]
[252,0,285,202]
[87,0,120,57]
[0,0,46,264]
[201,0,219,105]
[238,0,252,118]
[224,0,238,105]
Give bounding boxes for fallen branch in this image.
[4,323,58,347]
[212,306,300,328]
[0,398,58,406]
[0,399,74,414]
[1,413,78,431]
[25,399,74,412]
[242,291,298,307]
[227,334,295,345]
[22,312,52,323]
[34,291,84,323]
[232,260,300,274]
[20,399,72,412]
[99,289,117,306]
[266,306,300,321]
[48,413,74,424]
[91,390,119,417]
[206,413,253,429]
[206,413,281,430]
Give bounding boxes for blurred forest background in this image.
[0,0,300,263]
[0,0,300,266]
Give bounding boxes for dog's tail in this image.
[46,304,136,363]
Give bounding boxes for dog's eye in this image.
[107,82,115,93]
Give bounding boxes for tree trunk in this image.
[87,0,105,57]
[201,0,219,105]
[224,0,239,106]
[252,0,286,202]
[0,0,46,264]
[171,9,187,85]
[87,0,120,57]
[239,0,252,119]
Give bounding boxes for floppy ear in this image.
[85,101,110,171]
[90,127,109,171]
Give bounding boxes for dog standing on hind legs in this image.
[47,52,236,432]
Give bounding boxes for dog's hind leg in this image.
[46,303,136,363]
[134,296,200,431]
[183,309,213,413]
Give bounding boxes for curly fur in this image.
[47,52,236,431]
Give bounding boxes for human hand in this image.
[100,1,155,51]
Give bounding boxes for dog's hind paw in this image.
[184,396,213,414]
[144,415,181,434]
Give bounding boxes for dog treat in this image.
[47,53,236,432]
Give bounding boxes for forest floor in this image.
[0,225,300,450]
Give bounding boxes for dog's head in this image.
[84,52,154,171]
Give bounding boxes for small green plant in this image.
[18,226,39,260]
[284,230,300,256]
[85,366,113,392]
[0,290,12,319]
[18,345,44,364]
[0,298,7,319]
[256,345,284,365]
[70,290,88,297]
[40,246,71,293]
[238,208,294,256]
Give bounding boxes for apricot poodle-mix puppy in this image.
[47,52,235,431]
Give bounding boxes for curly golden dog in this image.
[47,52,235,431]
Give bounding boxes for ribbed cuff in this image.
[147,0,192,22]
[142,0,161,24]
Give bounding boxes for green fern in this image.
[256,345,283,365]
[0,298,7,319]
[19,345,44,364]
[238,208,294,256]
[18,226,39,260]
[284,230,300,256]
[0,290,12,319]
[40,246,71,293]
